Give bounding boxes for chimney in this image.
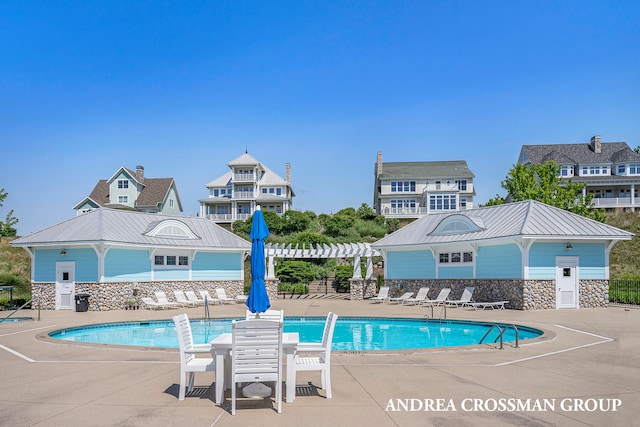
[376,151,383,176]
[590,135,602,154]
[136,165,145,182]
[285,163,291,183]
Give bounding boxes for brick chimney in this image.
[285,163,291,183]
[590,135,602,154]
[136,165,145,182]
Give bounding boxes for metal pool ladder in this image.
[479,324,519,350]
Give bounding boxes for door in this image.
[556,257,578,309]
[56,262,75,310]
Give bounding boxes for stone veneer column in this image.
[265,278,279,300]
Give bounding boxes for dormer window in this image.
[144,219,199,239]
[431,215,484,235]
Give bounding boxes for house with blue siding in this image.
[372,200,633,309]
[11,208,250,311]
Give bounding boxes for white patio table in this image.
[209,332,300,404]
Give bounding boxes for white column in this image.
[267,256,275,279]
[352,255,362,278]
[365,256,374,279]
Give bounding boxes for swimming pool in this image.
[49,317,542,351]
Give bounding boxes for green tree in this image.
[280,210,310,234]
[0,188,18,237]
[502,162,605,222]
[356,203,377,220]
[482,194,505,206]
[276,260,319,285]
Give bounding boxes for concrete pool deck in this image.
[1,298,638,426]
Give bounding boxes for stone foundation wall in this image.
[32,280,246,311]
[381,278,609,310]
[349,278,377,300]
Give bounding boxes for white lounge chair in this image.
[245,309,284,322]
[141,297,174,310]
[173,290,198,307]
[369,286,390,303]
[236,294,248,304]
[387,292,414,304]
[424,288,451,307]
[231,319,283,415]
[294,312,338,399]
[184,290,205,306]
[173,313,216,400]
[404,287,430,305]
[215,288,236,304]
[467,300,508,310]
[446,287,475,307]
[199,290,220,305]
[154,291,181,307]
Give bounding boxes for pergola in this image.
[264,242,380,280]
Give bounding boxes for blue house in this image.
[11,208,250,310]
[372,200,633,309]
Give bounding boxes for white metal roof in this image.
[373,200,633,249]
[11,208,251,250]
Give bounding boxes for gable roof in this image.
[373,200,632,249]
[12,208,250,250]
[520,142,640,165]
[206,152,293,192]
[75,171,182,212]
[377,160,475,180]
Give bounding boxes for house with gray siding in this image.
[11,208,250,311]
[74,165,183,216]
[519,135,640,210]
[372,200,632,309]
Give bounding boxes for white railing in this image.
[206,213,252,222]
[591,197,640,208]
[383,207,430,216]
[233,173,255,182]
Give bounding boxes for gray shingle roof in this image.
[521,142,640,165]
[377,160,475,179]
[373,200,632,249]
[12,208,251,250]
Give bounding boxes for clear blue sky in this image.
[2,1,639,235]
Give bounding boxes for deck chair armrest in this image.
[296,344,326,353]
[185,344,212,354]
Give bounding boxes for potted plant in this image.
[126,298,138,310]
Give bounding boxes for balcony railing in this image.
[233,173,255,182]
[205,213,252,222]
[591,197,640,208]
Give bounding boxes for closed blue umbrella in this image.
[246,206,271,315]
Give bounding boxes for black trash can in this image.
[75,293,90,312]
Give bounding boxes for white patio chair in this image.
[445,287,475,307]
[294,312,338,398]
[215,288,236,304]
[184,290,205,306]
[368,286,390,303]
[231,319,283,415]
[404,287,430,305]
[424,288,451,308]
[141,297,174,310]
[173,290,198,307]
[199,290,220,305]
[173,313,216,400]
[387,292,414,304]
[245,309,283,322]
[154,291,181,307]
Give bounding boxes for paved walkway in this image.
[1,299,638,426]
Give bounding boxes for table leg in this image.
[213,349,226,404]
[285,349,296,403]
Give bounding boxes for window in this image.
[118,195,128,203]
[118,180,129,189]
[169,199,174,208]
[276,188,282,196]
[630,164,640,175]
[455,180,467,191]
[460,198,467,209]
[429,194,458,211]
[166,256,176,266]
[438,251,473,264]
[618,165,626,174]
[154,254,190,268]
[391,199,416,211]
[154,256,164,265]
[179,256,189,266]
[391,181,416,192]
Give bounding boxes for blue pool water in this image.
[49,317,542,351]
